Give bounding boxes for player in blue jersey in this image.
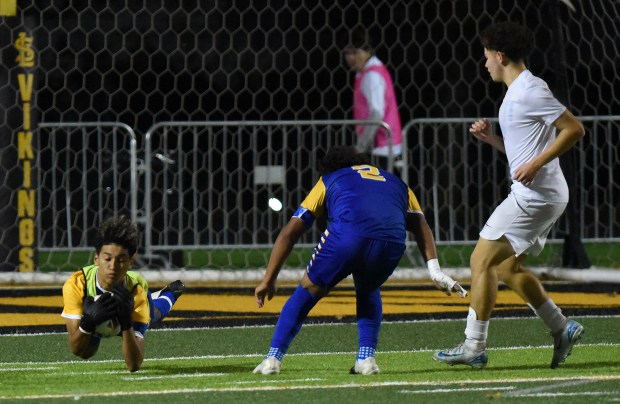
[253,146,466,375]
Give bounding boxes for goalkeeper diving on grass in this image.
[61,216,185,372]
[253,146,466,375]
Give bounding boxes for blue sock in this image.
[357,346,376,361]
[149,291,175,324]
[159,290,178,306]
[266,347,285,361]
[268,285,319,358]
[356,288,382,360]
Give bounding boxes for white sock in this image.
[533,299,567,334]
[464,307,488,350]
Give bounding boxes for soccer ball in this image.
[93,294,121,338]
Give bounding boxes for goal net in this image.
[0,0,618,277]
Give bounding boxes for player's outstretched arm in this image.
[256,217,307,308]
[406,212,437,262]
[66,294,117,359]
[406,212,467,297]
[113,285,144,372]
[66,318,99,359]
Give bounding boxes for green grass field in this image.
[1,316,619,403]
[36,242,620,272]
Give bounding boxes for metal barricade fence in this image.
[31,117,619,270]
[35,122,138,255]
[401,116,620,246]
[142,120,393,266]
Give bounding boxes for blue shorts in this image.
[306,230,405,292]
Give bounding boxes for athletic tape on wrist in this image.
[426,258,440,274]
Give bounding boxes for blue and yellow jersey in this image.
[61,265,151,337]
[294,164,422,243]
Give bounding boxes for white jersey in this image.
[499,70,568,202]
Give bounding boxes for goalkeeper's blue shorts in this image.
[305,230,405,292]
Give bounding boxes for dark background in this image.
[1,0,618,270]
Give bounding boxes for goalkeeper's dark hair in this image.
[319,146,370,175]
[480,22,533,63]
[94,215,139,256]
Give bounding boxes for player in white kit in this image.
[433,22,586,369]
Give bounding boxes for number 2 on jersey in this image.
[351,165,386,182]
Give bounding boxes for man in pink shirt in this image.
[343,28,403,169]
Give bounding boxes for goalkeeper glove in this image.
[79,292,118,334]
[112,285,135,331]
[427,258,467,297]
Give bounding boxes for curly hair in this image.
[319,146,370,175]
[480,22,534,62]
[94,215,139,256]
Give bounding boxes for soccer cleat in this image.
[433,342,488,369]
[160,280,186,300]
[349,357,380,375]
[253,356,281,375]
[550,319,584,369]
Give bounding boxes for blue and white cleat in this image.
[550,319,584,369]
[433,342,488,369]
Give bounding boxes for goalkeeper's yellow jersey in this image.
[61,265,150,335]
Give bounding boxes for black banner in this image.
[0,2,37,272]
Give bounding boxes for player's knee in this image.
[300,274,327,298]
[497,269,514,285]
[470,247,492,274]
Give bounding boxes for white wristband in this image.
[426,258,440,273]
[78,326,92,335]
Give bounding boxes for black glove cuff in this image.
[117,312,132,331]
[118,320,132,331]
[79,315,96,333]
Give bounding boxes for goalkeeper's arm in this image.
[406,212,467,297]
[66,318,100,359]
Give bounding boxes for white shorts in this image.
[479,192,567,257]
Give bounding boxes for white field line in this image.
[503,379,596,397]
[2,375,620,400]
[120,373,226,380]
[231,378,324,385]
[514,391,620,398]
[399,386,514,394]
[0,367,58,372]
[3,314,620,336]
[1,341,619,367]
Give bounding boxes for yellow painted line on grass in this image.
[1,289,618,327]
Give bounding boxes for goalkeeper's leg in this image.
[149,280,186,324]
